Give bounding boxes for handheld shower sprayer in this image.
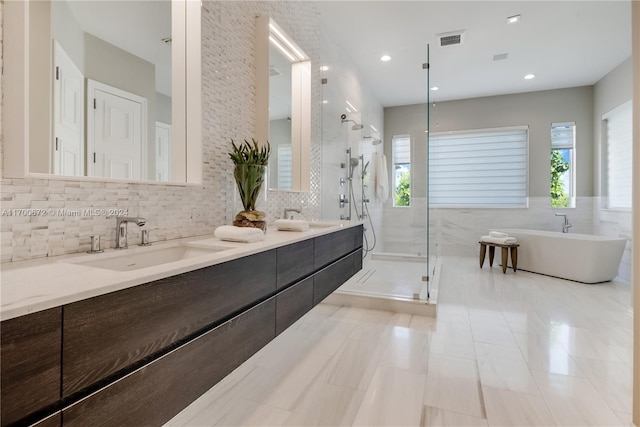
[340,113,364,130]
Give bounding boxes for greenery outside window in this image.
[392,135,411,207]
[550,122,576,208]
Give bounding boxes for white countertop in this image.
[1,221,359,321]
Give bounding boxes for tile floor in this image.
[166,256,634,426]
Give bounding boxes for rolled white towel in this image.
[480,235,518,245]
[214,225,265,243]
[489,231,509,239]
[274,219,309,232]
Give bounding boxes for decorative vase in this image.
[233,164,267,231]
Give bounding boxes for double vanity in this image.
[1,222,363,426]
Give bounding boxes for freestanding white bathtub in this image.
[495,229,626,284]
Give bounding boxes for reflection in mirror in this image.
[28,0,179,182]
[256,16,311,192]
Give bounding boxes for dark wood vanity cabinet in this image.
[0,308,62,427]
[62,299,277,427]
[62,250,277,397]
[1,226,362,426]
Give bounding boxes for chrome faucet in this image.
[115,217,146,249]
[283,208,301,219]
[555,213,572,233]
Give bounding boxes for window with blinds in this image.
[603,101,632,210]
[550,122,576,208]
[277,144,292,190]
[429,126,528,207]
[392,135,411,207]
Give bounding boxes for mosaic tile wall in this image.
[0,1,322,262]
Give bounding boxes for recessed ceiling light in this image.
[380,55,391,62]
[320,65,329,72]
[322,100,328,104]
[430,86,439,91]
[507,14,521,24]
[524,73,536,80]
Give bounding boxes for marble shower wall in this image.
[1,1,322,263]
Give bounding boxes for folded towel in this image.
[480,236,518,245]
[214,225,265,243]
[274,219,309,232]
[489,231,509,238]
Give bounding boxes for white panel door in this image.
[53,40,84,176]
[155,122,172,181]
[87,80,147,180]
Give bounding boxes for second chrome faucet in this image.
[115,217,147,249]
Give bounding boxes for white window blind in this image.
[392,136,411,164]
[551,122,575,150]
[277,144,292,190]
[429,126,528,207]
[604,101,632,210]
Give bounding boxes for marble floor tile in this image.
[319,331,388,391]
[423,353,485,419]
[513,331,583,377]
[263,351,332,411]
[532,370,624,426]
[614,411,632,426]
[471,324,518,347]
[551,324,624,363]
[481,386,555,426]
[420,406,488,427]
[475,342,541,395]
[408,314,438,332]
[284,381,365,426]
[572,357,633,413]
[208,400,292,427]
[378,326,430,373]
[352,366,426,426]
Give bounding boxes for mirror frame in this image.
[256,16,311,192]
[2,0,202,185]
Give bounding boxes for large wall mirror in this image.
[3,0,201,184]
[256,16,311,192]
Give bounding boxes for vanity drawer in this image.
[313,225,362,269]
[62,249,277,397]
[276,276,314,335]
[62,298,276,427]
[0,308,62,427]
[276,239,314,289]
[313,251,358,305]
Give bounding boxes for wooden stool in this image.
[479,241,519,273]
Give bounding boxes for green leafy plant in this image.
[228,138,271,166]
[394,172,411,207]
[228,139,271,212]
[551,149,569,208]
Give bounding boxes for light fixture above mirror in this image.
[256,16,311,192]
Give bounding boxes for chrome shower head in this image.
[363,136,382,145]
[340,114,363,131]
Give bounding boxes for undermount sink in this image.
[69,244,231,272]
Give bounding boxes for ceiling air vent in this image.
[437,30,465,47]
